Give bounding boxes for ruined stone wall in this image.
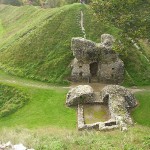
[71,34,124,84]
[71,58,90,82]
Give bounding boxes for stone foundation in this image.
[66,85,137,131]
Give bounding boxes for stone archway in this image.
[90,62,98,77]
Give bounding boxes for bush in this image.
[0,83,29,117]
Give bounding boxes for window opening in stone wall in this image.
[90,62,98,77]
[79,72,83,78]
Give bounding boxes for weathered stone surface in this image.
[98,59,124,84]
[99,46,118,62]
[101,85,137,108]
[71,58,90,82]
[101,85,137,126]
[66,85,95,106]
[78,104,86,130]
[71,37,99,63]
[71,34,124,84]
[101,34,115,48]
[0,141,34,150]
[67,84,137,131]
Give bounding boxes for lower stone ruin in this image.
[66,85,137,131]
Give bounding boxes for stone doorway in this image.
[90,62,98,77]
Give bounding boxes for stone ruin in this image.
[67,34,136,131]
[71,34,124,84]
[66,85,137,131]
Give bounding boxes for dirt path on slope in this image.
[80,10,86,38]
[0,75,147,93]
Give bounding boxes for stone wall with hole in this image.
[71,34,124,84]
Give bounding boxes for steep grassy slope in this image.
[0,83,29,117]
[0,4,150,86]
[0,4,84,84]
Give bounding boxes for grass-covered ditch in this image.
[0,71,76,129]
[0,86,76,129]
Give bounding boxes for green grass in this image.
[132,91,150,127]
[0,86,76,129]
[0,125,150,150]
[0,71,76,129]
[0,83,29,117]
[0,4,149,149]
[123,47,150,86]
[0,19,4,36]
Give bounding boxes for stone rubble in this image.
[0,141,34,150]
[66,85,95,106]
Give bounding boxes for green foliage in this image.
[91,0,150,39]
[0,0,22,6]
[0,83,29,117]
[91,0,150,86]
[123,46,150,86]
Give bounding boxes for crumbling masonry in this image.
[71,34,124,84]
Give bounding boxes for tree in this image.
[0,0,22,5]
[91,0,150,40]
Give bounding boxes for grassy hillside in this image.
[0,3,150,86]
[0,4,83,85]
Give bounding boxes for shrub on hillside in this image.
[0,84,29,117]
[0,0,22,6]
